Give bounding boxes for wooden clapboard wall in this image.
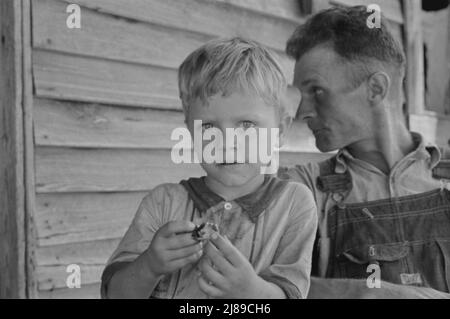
[31,0,332,298]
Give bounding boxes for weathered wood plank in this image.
[39,283,100,299]
[33,98,318,152]
[35,147,203,193]
[35,192,145,246]
[33,98,184,149]
[57,0,300,52]
[403,0,425,114]
[23,0,39,299]
[33,49,180,109]
[33,0,209,70]
[331,0,403,24]
[409,113,450,148]
[37,264,103,291]
[36,238,121,266]
[33,0,295,83]
[0,0,26,298]
[35,147,330,193]
[215,0,303,22]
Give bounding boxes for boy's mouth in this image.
[217,162,245,166]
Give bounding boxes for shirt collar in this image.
[180,175,288,223]
[334,132,441,173]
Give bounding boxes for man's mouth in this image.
[312,128,326,135]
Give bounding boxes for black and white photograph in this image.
[1,0,450,304]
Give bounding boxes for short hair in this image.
[286,5,406,86]
[178,37,287,116]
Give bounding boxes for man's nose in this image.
[297,98,317,122]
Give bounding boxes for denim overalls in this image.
[315,148,450,292]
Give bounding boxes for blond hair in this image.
[178,37,287,117]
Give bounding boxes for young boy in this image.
[101,37,317,299]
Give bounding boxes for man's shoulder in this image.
[433,146,450,180]
[278,155,336,189]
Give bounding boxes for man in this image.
[279,6,450,298]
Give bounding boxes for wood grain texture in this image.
[31,62,302,129]
[38,283,100,299]
[0,0,26,298]
[214,0,303,22]
[56,0,300,52]
[37,264,102,290]
[409,113,450,148]
[33,0,295,83]
[35,147,331,193]
[36,238,121,266]
[35,147,204,193]
[22,0,39,299]
[403,0,425,114]
[330,0,403,24]
[35,192,146,246]
[33,49,180,109]
[33,98,185,149]
[33,98,318,152]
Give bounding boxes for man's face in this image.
[293,45,373,152]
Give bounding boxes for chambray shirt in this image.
[101,176,317,299]
[279,132,445,277]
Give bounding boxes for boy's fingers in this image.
[160,221,196,237]
[203,241,233,275]
[168,253,201,271]
[167,232,198,249]
[198,275,223,298]
[168,242,203,261]
[198,256,226,288]
[210,233,241,266]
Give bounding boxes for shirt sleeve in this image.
[259,183,318,299]
[100,185,169,298]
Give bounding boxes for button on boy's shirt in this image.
[278,132,445,276]
[101,176,317,298]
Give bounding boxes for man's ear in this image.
[367,72,390,104]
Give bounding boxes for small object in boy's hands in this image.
[192,222,219,241]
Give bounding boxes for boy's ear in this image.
[278,114,293,148]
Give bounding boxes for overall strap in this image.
[432,146,450,180]
[313,156,352,277]
[316,156,352,193]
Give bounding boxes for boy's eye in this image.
[240,121,256,130]
[202,123,214,131]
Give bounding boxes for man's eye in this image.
[241,121,256,129]
[313,87,324,97]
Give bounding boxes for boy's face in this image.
[187,92,281,188]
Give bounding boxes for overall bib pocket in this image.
[334,243,409,283]
[435,238,450,291]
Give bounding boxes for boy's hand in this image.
[197,233,263,298]
[144,221,203,278]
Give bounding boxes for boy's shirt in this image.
[101,175,317,299]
